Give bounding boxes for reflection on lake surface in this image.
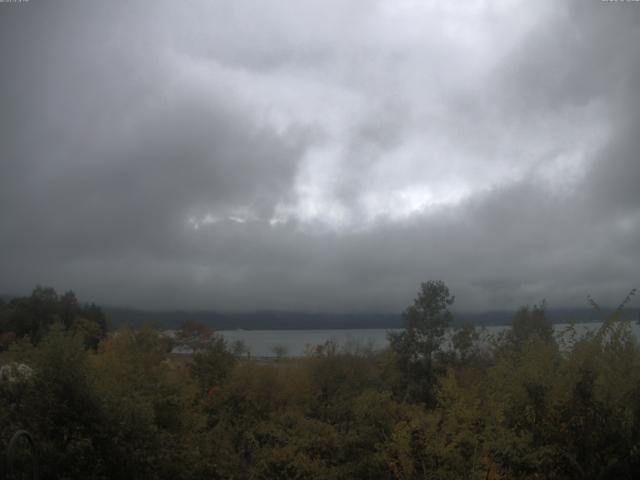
[216,322,640,357]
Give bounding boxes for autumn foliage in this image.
[0,285,639,479]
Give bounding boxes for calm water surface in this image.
[216,322,640,357]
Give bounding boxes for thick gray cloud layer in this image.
[1,0,638,312]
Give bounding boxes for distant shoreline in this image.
[104,306,638,331]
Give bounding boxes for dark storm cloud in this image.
[0,1,307,257]
[0,0,638,312]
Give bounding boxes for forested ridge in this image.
[68,305,634,331]
[0,283,639,479]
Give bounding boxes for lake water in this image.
[216,322,640,357]
[218,328,395,357]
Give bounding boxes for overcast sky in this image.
[1,0,639,313]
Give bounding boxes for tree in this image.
[176,319,213,352]
[7,325,102,478]
[0,287,108,348]
[231,339,250,358]
[388,280,455,405]
[508,301,554,347]
[271,344,289,361]
[59,290,79,330]
[451,322,480,363]
[390,280,455,361]
[191,336,236,393]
